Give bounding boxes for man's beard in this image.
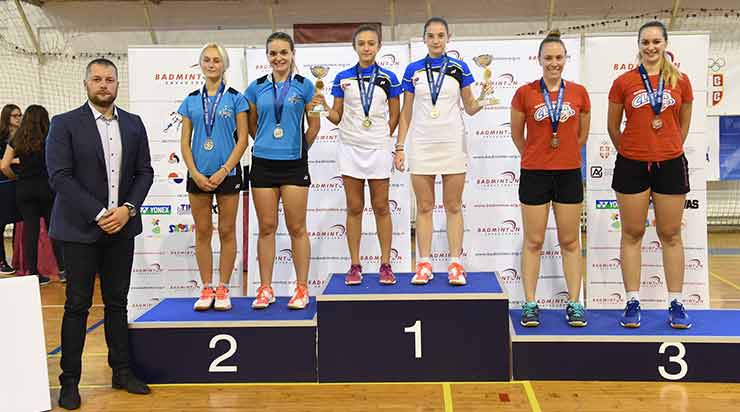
[88,92,116,108]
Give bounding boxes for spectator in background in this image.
[0,104,21,275]
[1,105,65,285]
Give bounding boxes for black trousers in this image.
[59,235,134,384]
[15,176,64,273]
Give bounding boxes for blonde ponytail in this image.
[660,56,681,89]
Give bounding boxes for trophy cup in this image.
[472,54,499,106]
[309,65,330,117]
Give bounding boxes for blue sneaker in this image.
[620,298,641,328]
[520,302,540,327]
[669,299,692,329]
[566,302,587,327]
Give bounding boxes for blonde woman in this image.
[180,43,249,311]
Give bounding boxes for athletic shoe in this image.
[288,285,309,310]
[447,262,467,286]
[620,298,641,328]
[213,285,232,311]
[251,285,276,309]
[193,287,215,311]
[344,264,363,285]
[378,263,396,285]
[58,271,67,283]
[36,274,51,287]
[0,261,15,275]
[566,302,588,327]
[411,262,433,285]
[520,302,540,327]
[669,299,692,329]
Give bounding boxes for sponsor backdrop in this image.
[584,33,710,309]
[244,43,412,297]
[127,46,247,320]
[126,34,709,316]
[410,36,582,307]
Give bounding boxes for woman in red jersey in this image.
[511,30,590,328]
[607,21,693,329]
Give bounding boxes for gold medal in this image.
[430,106,440,119]
[550,133,560,149]
[273,126,284,139]
[203,137,215,151]
[651,116,663,130]
[362,117,372,128]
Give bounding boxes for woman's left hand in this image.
[208,167,228,186]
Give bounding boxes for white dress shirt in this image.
[89,101,123,222]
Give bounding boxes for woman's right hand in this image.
[394,151,405,172]
[193,172,216,192]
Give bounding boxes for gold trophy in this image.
[309,65,330,117]
[473,54,499,106]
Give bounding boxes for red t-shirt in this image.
[511,80,590,170]
[608,69,693,162]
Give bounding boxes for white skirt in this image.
[337,140,394,180]
[407,140,467,175]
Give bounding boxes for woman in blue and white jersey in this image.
[179,43,249,312]
[317,24,402,286]
[245,32,321,310]
[396,17,491,286]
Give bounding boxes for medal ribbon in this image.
[202,82,226,139]
[539,78,565,135]
[356,64,379,120]
[425,55,449,107]
[638,64,664,116]
[272,73,293,125]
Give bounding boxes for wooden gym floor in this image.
[4,232,740,411]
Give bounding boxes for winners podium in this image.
[129,297,318,383]
[129,272,510,383]
[317,272,510,382]
[130,275,740,383]
[511,309,740,382]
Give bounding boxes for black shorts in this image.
[519,168,583,206]
[611,153,690,195]
[249,156,311,188]
[186,167,243,195]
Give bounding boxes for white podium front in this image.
[0,276,51,411]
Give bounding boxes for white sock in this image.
[449,257,460,265]
[669,292,682,304]
[419,257,430,264]
[626,291,640,302]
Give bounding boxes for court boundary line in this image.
[515,380,542,412]
[710,271,740,292]
[442,382,454,412]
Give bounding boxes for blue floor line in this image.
[47,318,105,355]
[709,248,740,256]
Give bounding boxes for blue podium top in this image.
[318,272,505,302]
[132,297,317,328]
[510,309,740,342]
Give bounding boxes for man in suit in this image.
[46,58,154,410]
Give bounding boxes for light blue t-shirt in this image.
[178,86,248,176]
[245,74,314,160]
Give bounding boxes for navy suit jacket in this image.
[46,103,154,243]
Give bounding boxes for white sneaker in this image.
[411,262,434,285]
[252,285,276,309]
[193,287,215,311]
[287,285,309,310]
[214,285,232,311]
